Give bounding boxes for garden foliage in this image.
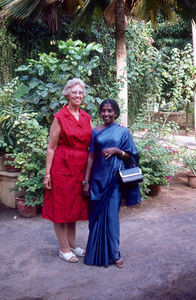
[0,78,30,153]
[0,39,106,206]
[16,39,103,123]
[130,112,182,199]
[8,113,48,206]
[0,20,195,206]
[125,20,195,122]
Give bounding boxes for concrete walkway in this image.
[0,172,196,300]
[172,134,196,149]
[134,131,196,150]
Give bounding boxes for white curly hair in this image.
[62,78,86,98]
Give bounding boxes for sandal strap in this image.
[70,247,85,257]
[59,250,78,262]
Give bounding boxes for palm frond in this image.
[134,0,177,28]
[0,0,45,24]
[133,0,196,26]
[104,0,115,25]
[41,0,84,33]
[0,0,84,31]
[63,0,84,17]
[71,0,111,31]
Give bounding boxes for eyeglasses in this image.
[71,91,84,95]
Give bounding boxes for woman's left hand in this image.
[83,183,90,198]
[102,147,118,160]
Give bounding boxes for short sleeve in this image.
[54,111,62,126]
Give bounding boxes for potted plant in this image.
[182,147,196,188]
[137,139,181,197]
[13,151,46,217]
[9,112,48,216]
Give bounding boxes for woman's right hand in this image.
[43,176,52,189]
[83,183,90,198]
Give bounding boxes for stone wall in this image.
[152,112,193,129]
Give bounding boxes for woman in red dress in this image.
[42,78,92,263]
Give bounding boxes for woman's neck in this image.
[67,103,79,113]
[67,104,80,120]
[103,121,114,127]
[97,122,114,131]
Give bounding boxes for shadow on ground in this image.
[0,172,196,300]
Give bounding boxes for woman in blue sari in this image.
[83,99,140,268]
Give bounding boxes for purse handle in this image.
[119,153,137,170]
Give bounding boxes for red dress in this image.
[42,105,92,223]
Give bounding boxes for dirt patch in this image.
[0,172,196,300]
[121,172,194,215]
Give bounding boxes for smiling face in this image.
[67,84,84,107]
[100,103,117,126]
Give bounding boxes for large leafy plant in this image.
[16,39,103,123]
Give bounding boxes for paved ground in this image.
[0,171,196,300]
[134,130,196,150]
[170,133,196,150]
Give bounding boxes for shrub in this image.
[130,112,182,199]
[10,113,48,206]
[0,77,29,153]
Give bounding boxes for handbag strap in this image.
[119,153,137,171]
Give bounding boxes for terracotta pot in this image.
[2,154,20,172]
[0,155,6,171]
[187,174,196,189]
[148,184,161,196]
[16,196,37,218]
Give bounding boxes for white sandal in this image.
[70,247,85,257]
[59,250,78,263]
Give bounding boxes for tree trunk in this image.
[192,20,196,140]
[185,102,189,135]
[115,0,128,127]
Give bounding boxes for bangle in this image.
[82,180,89,185]
[44,174,50,178]
[121,151,125,158]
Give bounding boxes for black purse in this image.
[117,156,143,187]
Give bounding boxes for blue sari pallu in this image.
[84,123,141,267]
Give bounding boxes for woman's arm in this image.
[90,119,94,129]
[83,152,95,197]
[43,118,61,189]
[102,147,130,160]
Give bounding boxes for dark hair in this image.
[99,99,120,119]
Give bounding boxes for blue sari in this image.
[84,123,141,267]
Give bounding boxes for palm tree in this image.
[114,1,128,126]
